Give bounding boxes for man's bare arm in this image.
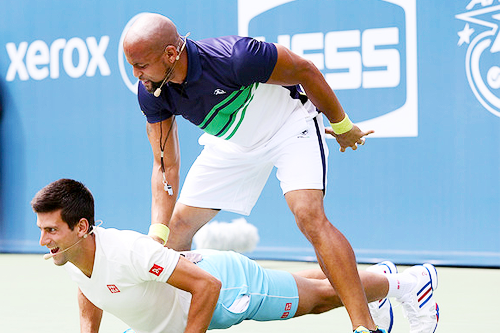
[267,44,373,151]
[146,117,180,243]
[167,257,221,333]
[78,288,103,333]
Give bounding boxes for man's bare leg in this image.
[293,270,389,317]
[285,189,376,330]
[166,203,219,251]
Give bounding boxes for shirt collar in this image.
[183,39,202,84]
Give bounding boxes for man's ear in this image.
[77,218,90,238]
[164,45,178,63]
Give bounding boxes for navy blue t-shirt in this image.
[138,36,278,128]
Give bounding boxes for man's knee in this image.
[293,208,330,238]
[295,277,339,316]
[169,214,194,233]
[167,215,197,250]
[286,190,327,231]
[167,205,219,250]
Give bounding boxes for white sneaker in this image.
[397,263,439,333]
[354,326,387,333]
[366,261,397,333]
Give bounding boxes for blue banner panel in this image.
[1,0,499,266]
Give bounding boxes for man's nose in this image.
[133,67,142,78]
[39,231,49,247]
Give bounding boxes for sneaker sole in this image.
[423,263,438,291]
[368,261,397,333]
[378,261,398,274]
[387,301,394,333]
[424,264,439,333]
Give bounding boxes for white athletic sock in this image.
[385,273,417,299]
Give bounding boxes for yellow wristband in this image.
[330,114,353,135]
[148,224,170,245]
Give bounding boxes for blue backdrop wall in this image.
[1,0,499,267]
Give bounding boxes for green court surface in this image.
[1,254,498,332]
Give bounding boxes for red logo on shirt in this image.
[149,264,164,276]
[107,284,120,293]
[281,312,290,318]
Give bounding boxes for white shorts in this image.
[178,113,329,215]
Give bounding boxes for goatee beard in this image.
[146,80,162,94]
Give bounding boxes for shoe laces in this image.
[400,299,421,327]
[398,296,436,329]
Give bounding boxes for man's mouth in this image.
[50,247,60,254]
[141,80,160,94]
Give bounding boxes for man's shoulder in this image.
[196,35,247,46]
[194,35,257,55]
[95,227,145,255]
[97,227,144,243]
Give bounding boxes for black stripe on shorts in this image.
[312,117,326,193]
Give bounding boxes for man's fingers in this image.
[325,126,338,137]
[365,129,375,135]
[336,128,373,152]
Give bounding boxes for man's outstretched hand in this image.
[325,125,374,152]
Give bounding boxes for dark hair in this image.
[31,178,95,230]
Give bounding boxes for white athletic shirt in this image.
[64,227,191,333]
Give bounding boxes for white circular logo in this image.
[487,66,500,90]
[118,12,149,94]
[457,6,500,118]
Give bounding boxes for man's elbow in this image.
[209,276,222,294]
[297,58,322,83]
[203,276,222,299]
[191,275,221,305]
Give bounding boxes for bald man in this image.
[123,13,392,333]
